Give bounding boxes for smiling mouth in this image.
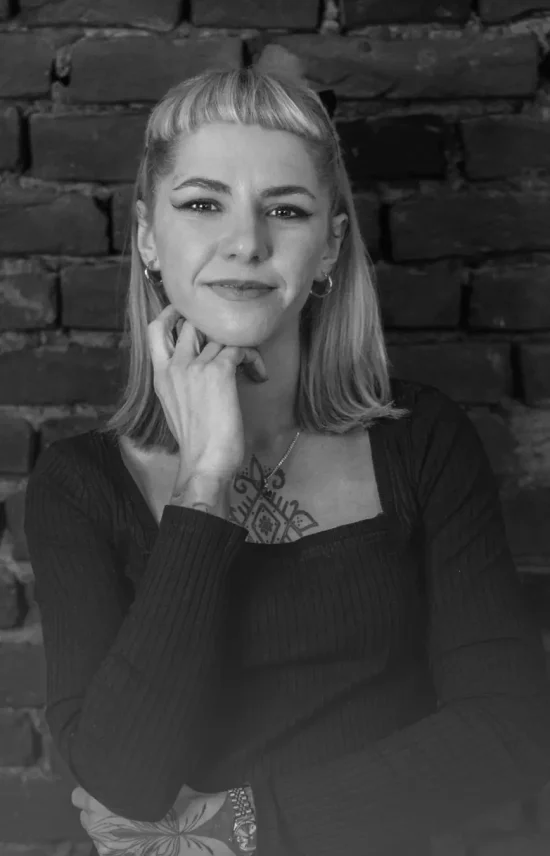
[208,280,275,290]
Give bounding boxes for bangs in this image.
[145,68,328,149]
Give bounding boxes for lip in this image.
[207,279,274,290]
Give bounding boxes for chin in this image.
[198,318,275,349]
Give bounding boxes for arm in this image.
[247,386,550,855]
[24,442,248,822]
[74,782,256,855]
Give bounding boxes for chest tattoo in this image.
[227,453,320,544]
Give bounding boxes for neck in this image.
[237,324,302,460]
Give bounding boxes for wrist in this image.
[228,784,257,853]
[169,473,232,521]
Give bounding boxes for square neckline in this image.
[98,416,403,559]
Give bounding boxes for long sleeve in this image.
[249,386,550,855]
[24,441,248,821]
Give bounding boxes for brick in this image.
[354,193,380,257]
[0,261,57,331]
[390,191,550,261]
[376,261,461,328]
[0,415,35,474]
[388,342,511,403]
[41,415,105,447]
[462,116,550,179]
[20,0,181,29]
[470,264,550,331]
[61,261,129,329]
[272,34,537,99]
[47,734,80,783]
[0,34,52,98]
[0,107,20,170]
[338,116,446,182]
[0,564,22,628]
[467,409,517,477]
[0,639,45,706]
[0,773,86,842]
[502,486,550,557]
[518,343,550,406]
[508,405,550,488]
[0,345,124,406]
[30,112,147,183]
[69,36,242,104]
[480,0,550,23]
[343,0,470,26]
[193,0,318,27]
[477,834,550,856]
[537,779,550,831]
[522,577,550,632]
[461,801,526,835]
[430,834,467,856]
[112,185,134,252]
[0,186,108,256]
[0,710,40,766]
[5,488,29,562]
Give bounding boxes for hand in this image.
[148,305,268,482]
[72,784,239,855]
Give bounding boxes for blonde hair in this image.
[101,65,409,453]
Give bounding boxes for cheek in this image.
[158,224,212,279]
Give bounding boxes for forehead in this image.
[168,122,320,187]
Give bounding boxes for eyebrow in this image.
[172,176,317,202]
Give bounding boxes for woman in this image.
[24,48,550,856]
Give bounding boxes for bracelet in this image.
[228,784,257,853]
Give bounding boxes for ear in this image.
[136,200,159,270]
[316,212,348,279]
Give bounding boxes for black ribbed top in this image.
[24,378,550,855]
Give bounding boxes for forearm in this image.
[84,783,257,855]
[169,472,233,522]
[172,785,256,854]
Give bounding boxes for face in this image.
[137,122,347,348]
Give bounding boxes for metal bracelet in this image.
[228,785,257,853]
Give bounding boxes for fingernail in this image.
[245,364,266,383]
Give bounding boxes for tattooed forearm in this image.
[85,788,241,855]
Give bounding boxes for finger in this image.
[71,787,88,809]
[172,319,209,361]
[147,304,182,366]
[176,324,225,365]
[84,794,111,814]
[234,347,268,382]
[80,810,90,830]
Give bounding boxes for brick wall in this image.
[1,1,550,854]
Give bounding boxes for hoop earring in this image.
[144,265,162,286]
[309,273,333,299]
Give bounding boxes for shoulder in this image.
[389,376,472,434]
[25,428,115,518]
[388,378,497,516]
[28,428,106,481]
[387,376,486,480]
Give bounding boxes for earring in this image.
[144,264,162,286]
[309,273,333,299]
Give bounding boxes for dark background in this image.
[1,0,550,853]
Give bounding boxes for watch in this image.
[228,784,257,853]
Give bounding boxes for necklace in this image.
[260,429,301,494]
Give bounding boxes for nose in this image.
[219,209,270,263]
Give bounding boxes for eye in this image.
[176,199,219,213]
[173,199,311,219]
[269,205,310,220]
